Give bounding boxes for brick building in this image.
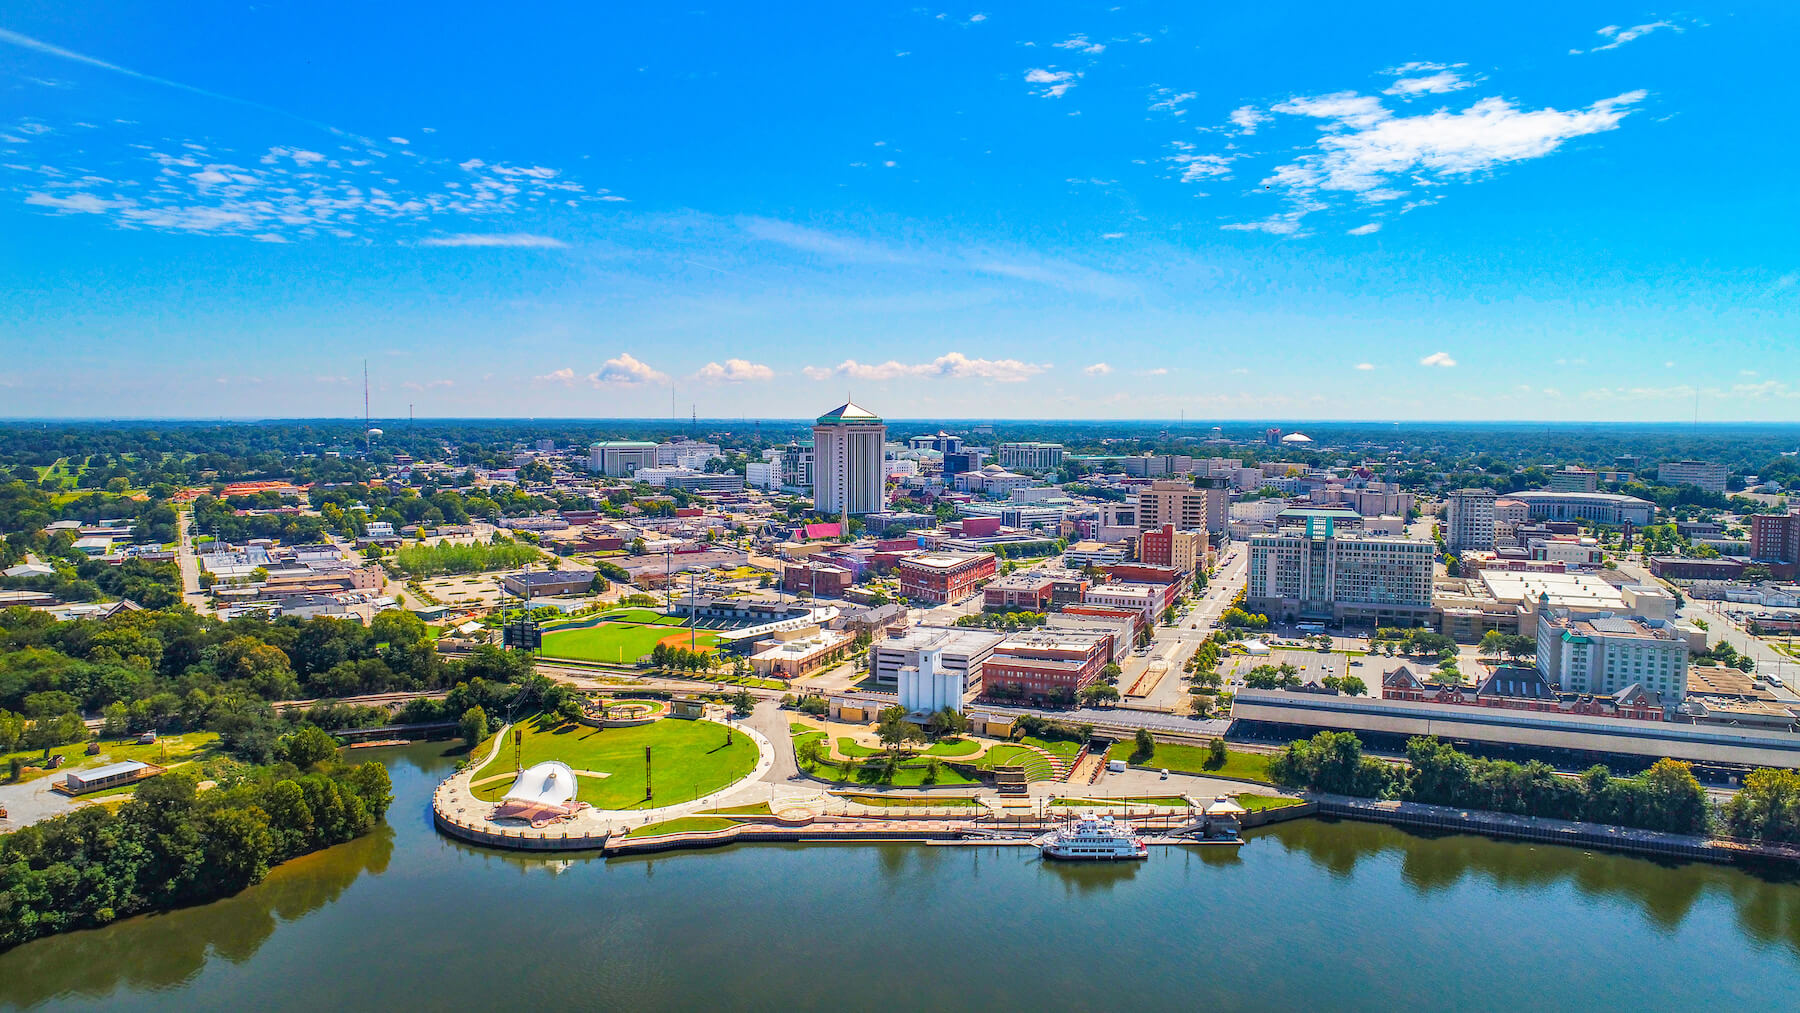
[897,552,998,604]
[981,630,1115,703]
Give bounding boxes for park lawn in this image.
[699,802,773,816]
[924,738,980,758]
[798,742,980,788]
[1105,741,1273,784]
[837,793,984,807]
[540,623,720,664]
[472,717,757,810]
[621,816,737,838]
[1050,796,1190,807]
[2,732,222,786]
[1234,794,1303,812]
[789,721,820,734]
[835,737,882,758]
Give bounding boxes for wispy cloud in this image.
[695,358,774,383]
[1227,106,1272,135]
[1347,223,1381,235]
[1148,88,1197,116]
[1084,362,1112,375]
[808,352,1049,383]
[1025,67,1079,99]
[588,353,667,386]
[419,233,567,248]
[1572,21,1683,55]
[1419,351,1457,367]
[1354,362,1375,370]
[1054,34,1105,55]
[535,368,577,385]
[5,128,620,243]
[1383,68,1473,97]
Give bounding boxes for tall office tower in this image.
[812,401,887,516]
[1445,488,1497,553]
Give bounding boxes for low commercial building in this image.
[1063,540,1130,568]
[871,626,1004,690]
[982,630,1114,702]
[58,760,165,796]
[748,625,854,679]
[1649,556,1745,581]
[1082,581,1176,620]
[984,571,1058,611]
[897,551,997,604]
[501,569,597,599]
[783,561,852,598]
[1046,608,1138,660]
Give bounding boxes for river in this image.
[3,743,1798,1011]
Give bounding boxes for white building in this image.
[1657,460,1729,493]
[871,626,1003,689]
[995,442,1065,472]
[1537,610,1688,703]
[898,643,966,715]
[656,439,723,468]
[1247,528,1435,624]
[1445,488,1496,553]
[812,402,886,516]
[589,441,660,477]
[745,461,780,490]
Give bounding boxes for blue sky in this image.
[2,2,1796,421]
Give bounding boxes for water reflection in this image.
[0,826,394,1009]
[1263,818,1800,955]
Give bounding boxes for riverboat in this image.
[1040,815,1148,861]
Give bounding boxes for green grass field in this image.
[793,730,980,787]
[1234,794,1303,812]
[621,816,737,837]
[1050,796,1190,807]
[472,717,757,810]
[699,802,774,816]
[1104,741,1273,783]
[540,623,720,664]
[3,732,222,786]
[1021,736,1083,762]
[837,793,984,807]
[924,738,980,758]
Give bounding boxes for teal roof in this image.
[815,401,883,425]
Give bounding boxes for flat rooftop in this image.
[1480,569,1626,609]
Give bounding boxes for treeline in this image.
[385,539,544,577]
[0,751,393,951]
[0,558,180,609]
[0,604,536,762]
[1269,731,1712,836]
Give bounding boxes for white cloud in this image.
[1054,34,1105,55]
[1165,148,1237,184]
[1025,67,1079,99]
[811,352,1049,383]
[1347,222,1381,235]
[1084,362,1112,375]
[1354,362,1375,370]
[695,358,775,383]
[801,366,834,381]
[1573,21,1682,55]
[1419,351,1457,367]
[419,233,567,247]
[1229,88,1645,231]
[1227,105,1271,135]
[402,378,453,391]
[1383,70,1472,97]
[388,136,410,145]
[588,353,667,386]
[1148,88,1197,116]
[1141,367,1170,376]
[536,368,576,385]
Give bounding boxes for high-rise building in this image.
[1750,510,1800,564]
[1137,523,1205,573]
[941,450,982,479]
[1548,467,1599,493]
[1138,479,1227,542]
[1445,488,1497,553]
[907,431,963,455]
[1246,530,1435,625]
[1536,610,1687,704]
[812,401,885,515]
[996,442,1065,472]
[588,441,660,477]
[1657,460,1729,493]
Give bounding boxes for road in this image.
[173,508,209,612]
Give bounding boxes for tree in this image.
[277,725,340,769]
[1208,737,1227,768]
[731,689,754,717]
[1080,684,1120,706]
[1100,662,1122,684]
[876,704,923,753]
[460,705,489,749]
[1132,726,1156,763]
[1723,767,1800,845]
[1337,675,1368,697]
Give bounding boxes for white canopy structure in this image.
[492,761,589,826]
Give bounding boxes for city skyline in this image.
[3,3,1797,420]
